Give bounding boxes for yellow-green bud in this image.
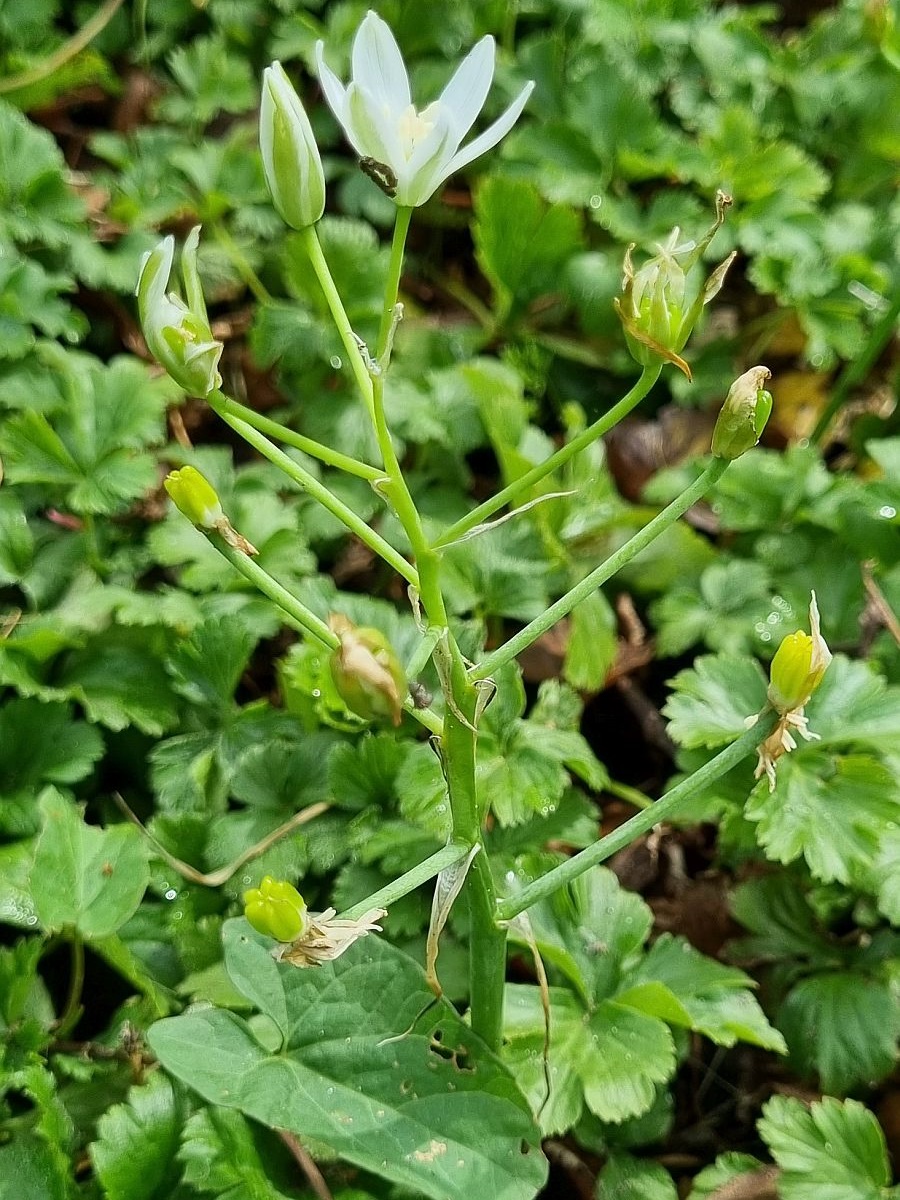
[164,466,224,529]
[767,592,832,714]
[243,876,309,943]
[711,366,773,459]
[260,62,326,230]
[329,615,407,726]
[136,227,222,396]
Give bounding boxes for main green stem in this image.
[337,205,506,1048]
[433,365,662,549]
[496,710,778,920]
[471,456,730,681]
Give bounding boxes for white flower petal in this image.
[351,9,410,114]
[438,35,495,142]
[445,79,534,177]
[315,41,350,123]
[396,109,460,206]
[346,81,405,173]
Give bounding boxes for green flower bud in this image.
[711,366,773,459]
[136,227,222,396]
[243,875,309,943]
[767,592,832,714]
[329,615,407,726]
[614,192,736,380]
[164,466,224,529]
[260,62,326,230]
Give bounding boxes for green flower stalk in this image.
[260,61,326,229]
[711,365,774,459]
[243,876,309,942]
[329,615,408,726]
[136,226,222,396]
[614,191,736,379]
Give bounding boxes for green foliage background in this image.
[0,0,898,1196]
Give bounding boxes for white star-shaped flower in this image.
[316,10,534,207]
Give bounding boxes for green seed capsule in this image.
[243,876,308,943]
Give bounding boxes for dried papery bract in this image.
[315,10,534,206]
[243,877,384,967]
[753,592,833,790]
[614,191,736,379]
[273,907,386,967]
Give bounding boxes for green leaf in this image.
[729,875,838,967]
[502,984,677,1130]
[597,1153,678,1200]
[687,1154,765,1198]
[478,739,568,826]
[0,938,50,1032]
[179,1107,302,1200]
[564,589,617,692]
[651,560,773,658]
[663,655,768,749]
[231,734,337,812]
[0,248,84,359]
[0,698,103,812]
[876,825,900,924]
[580,1002,676,1123]
[0,357,172,514]
[502,985,585,1137]
[149,922,547,1200]
[527,868,653,1003]
[473,176,584,320]
[805,655,900,750]
[757,1095,891,1200]
[58,629,180,736]
[167,616,258,712]
[0,99,85,247]
[745,752,900,885]
[628,934,785,1052]
[30,790,150,939]
[0,493,33,582]
[90,1074,185,1200]
[158,35,256,125]
[778,972,900,1093]
[0,1060,75,1200]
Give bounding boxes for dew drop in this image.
[312,688,322,698]
[589,194,603,209]
[25,915,38,926]
[330,355,343,369]
[165,888,177,900]
[878,505,896,519]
